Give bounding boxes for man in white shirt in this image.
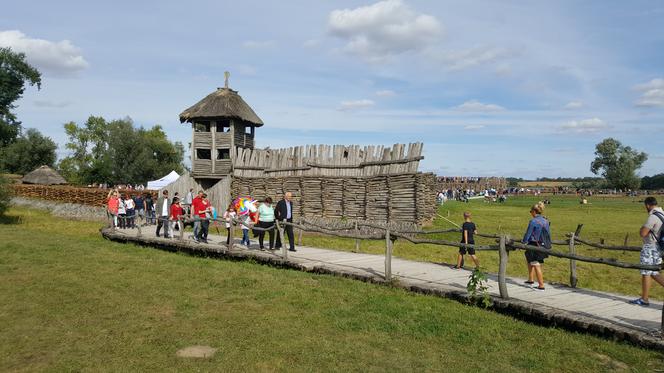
[156,190,170,238]
[629,196,664,306]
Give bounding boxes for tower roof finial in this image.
[224,71,230,89]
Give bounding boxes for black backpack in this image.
[653,211,664,249]
[535,218,552,250]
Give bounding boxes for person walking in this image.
[629,197,664,306]
[155,190,170,238]
[223,204,237,245]
[191,190,205,242]
[134,193,144,226]
[117,194,127,229]
[144,193,155,225]
[257,197,276,250]
[107,190,119,228]
[454,212,480,269]
[275,192,296,251]
[124,194,136,229]
[521,202,550,291]
[169,197,184,239]
[184,188,194,217]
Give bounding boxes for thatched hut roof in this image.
[21,165,67,185]
[179,87,264,126]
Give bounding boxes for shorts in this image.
[525,241,547,265]
[640,243,662,276]
[459,245,475,255]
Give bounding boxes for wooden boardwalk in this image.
[103,227,664,350]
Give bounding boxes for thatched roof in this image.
[179,87,264,126]
[22,165,67,185]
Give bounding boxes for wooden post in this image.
[228,220,234,250]
[277,221,287,260]
[136,212,142,237]
[354,221,360,252]
[179,217,185,241]
[569,232,578,288]
[385,228,392,281]
[297,218,303,246]
[498,234,509,299]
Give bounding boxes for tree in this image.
[0,47,41,147]
[0,128,57,174]
[59,116,184,185]
[590,138,647,190]
[641,174,664,190]
[0,175,10,217]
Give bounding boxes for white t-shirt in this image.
[643,207,664,245]
[162,198,169,217]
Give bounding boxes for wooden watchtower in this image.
[179,73,264,182]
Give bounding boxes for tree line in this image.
[0,47,184,186]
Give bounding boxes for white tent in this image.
[147,170,180,190]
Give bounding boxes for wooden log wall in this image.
[231,173,436,224]
[11,184,155,207]
[233,143,424,178]
[436,176,507,191]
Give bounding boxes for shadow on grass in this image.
[0,214,21,225]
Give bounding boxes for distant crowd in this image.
[105,189,297,252]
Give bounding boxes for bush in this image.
[0,175,11,216]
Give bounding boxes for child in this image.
[223,204,236,245]
[240,213,251,247]
[169,197,183,238]
[454,211,480,269]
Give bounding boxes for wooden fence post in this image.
[569,232,578,288]
[136,213,142,237]
[179,218,185,241]
[354,221,360,252]
[498,234,509,299]
[277,221,287,260]
[385,228,392,281]
[297,218,303,246]
[228,220,234,250]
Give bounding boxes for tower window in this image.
[196,148,211,160]
[217,119,231,132]
[194,122,210,132]
[217,148,230,160]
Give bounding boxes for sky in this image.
[2,0,664,179]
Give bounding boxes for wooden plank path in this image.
[103,227,664,350]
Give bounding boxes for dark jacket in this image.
[275,199,294,221]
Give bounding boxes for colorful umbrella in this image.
[233,196,257,216]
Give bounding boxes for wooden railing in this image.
[105,214,663,330]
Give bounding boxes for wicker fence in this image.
[10,184,153,207]
[231,173,436,224]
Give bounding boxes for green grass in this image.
[299,195,664,299]
[1,206,663,371]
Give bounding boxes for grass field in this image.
[518,181,573,188]
[299,195,663,299]
[1,207,663,371]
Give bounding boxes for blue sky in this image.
[2,0,663,178]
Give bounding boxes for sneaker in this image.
[288,248,297,252]
[534,286,545,291]
[452,265,461,270]
[524,281,535,285]
[629,298,650,306]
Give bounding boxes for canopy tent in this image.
[147,170,180,190]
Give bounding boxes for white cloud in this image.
[634,78,664,107]
[560,118,610,133]
[0,30,88,75]
[338,99,375,111]
[328,0,442,62]
[564,101,584,109]
[33,99,72,108]
[463,124,485,131]
[242,40,276,49]
[303,39,320,48]
[430,46,513,71]
[375,89,396,97]
[455,100,505,112]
